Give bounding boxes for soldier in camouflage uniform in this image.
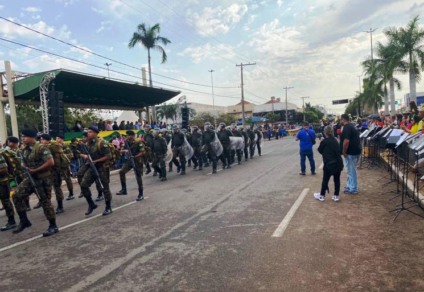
[116,130,146,201]
[56,135,75,200]
[13,129,58,237]
[171,125,187,175]
[0,150,16,231]
[143,125,153,175]
[40,134,69,214]
[152,129,168,181]
[79,126,113,216]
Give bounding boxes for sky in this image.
[1,0,424,114]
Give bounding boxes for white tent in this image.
[115,111,140,124]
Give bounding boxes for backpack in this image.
[96,140,121,167]
[48,141,70,169]
[0,149,23,179]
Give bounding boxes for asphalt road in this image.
[0,137,324,291]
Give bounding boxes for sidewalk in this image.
[279,164,424,291]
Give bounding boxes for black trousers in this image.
[320,169,341,196]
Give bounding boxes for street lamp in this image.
[208,69,215,110]
[364,28,377,113]
[283,86,293,126]
[105,63,112,78]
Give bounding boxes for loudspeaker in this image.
[48,91,65,137]
[181,107,189,129]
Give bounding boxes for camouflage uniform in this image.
[117,139,146,199]
[48,142,68,205]
[152,135,168,181]
[61,143,74,196]
[0,154,15,230]
[13,142,56,229]
[171,131,186,175]
[80,138,112,214]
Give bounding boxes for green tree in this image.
[266,113,280,123]
[190,112,215,127]
[64,108,100,130]
[216,113,237,126]
[6,104,43,134]
[156,103,178,122]
[128,23,171,122]
[384,16,424,104]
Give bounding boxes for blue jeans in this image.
[344,154,360,192]
[300,150,315,173]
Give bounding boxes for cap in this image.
[7,136,19,144]
[56,135,64,139]
[21,128,37,138]
[40,133,52,141]
[126,130,135,136]
[88,126,99,133]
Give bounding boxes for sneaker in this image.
[314,192,325,202]
[332,195,340,202]
[299,172,306,176]
[311,172,316,175]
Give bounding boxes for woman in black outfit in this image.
[314,125,344,202]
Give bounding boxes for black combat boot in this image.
[56,200,64,214]
[95,192,104,201]
[168,163,173,172]
[116,182,128,195]
[66,191,75,201]
[153,171,158,177]
[176,164,181,173]
[145,164,151,175]
[187,160,191,167]
[136,188,144,201]
[102,201,113,216]
[161,168,167,181]
[85,196,98,215]
[1,216,17,231]
[43,219,59,237]
[25,197,31,211]
[78,193,84,198]
[180,163,186,175]
[12,211,32,234]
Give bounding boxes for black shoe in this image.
[95,196,104,201]
[311,172,316,175]
[245,158,248,162]
[153,172,158,177]
[168,168,173,172]
[180,170,186,175]
[1,221,17,231]
[238,161,241,165]
[116,190,127,195]
[42,226,59,237]
[66,195,75,201]
[299,172,306,175]
[26,207,31,212]
[212,169,217,174]
[227,165,231,169]
[161,177,167,181]
[204,163,210,167]
[198,166,203,171]
[85,204,98,215]
[78,193,84,198]
[55,208,64,214]
[193,165,198,170]
[177,166,181,173]
[33,202,42,209]
[102,208,113,216]
[12,220,32,234]
[136,195,144,201]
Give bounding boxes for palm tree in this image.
[385,16,424,104]
[361,59,386,113]
[128,23,171,120]
[156,103,178,123]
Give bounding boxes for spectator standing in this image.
[314,125,344,202]
[112,121,119,130]
[295,121,316,175]
[340,114,361,194]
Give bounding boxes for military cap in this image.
[56,134,65,139]
[126,130,135,136]
[21,128,37,138]
[7,136,19,143]
[40,133,52,141]
[88,126,99,133]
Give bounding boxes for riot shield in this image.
[210,133,223,157]
[257,132,264,148]
[165,140,173,163]
[180,136,194,160]
[229,136,245,150]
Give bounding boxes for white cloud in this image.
[55,0,80,7]
[0,19,73,41]
[22,7,42,13]
[179,43,236,63]
[187,3,248,36]
[277,0,283,8]
[0,5,3,10]
[22,54,88,71]
[96,21,111,33]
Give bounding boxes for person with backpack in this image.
[79,126,113,216]
[40,134,70,214]
[0,148,17,231]
[314,125,344,202]
[56,135,75,201]
[12,129,59,237]
[116,130,146,201]
[295,121,316,175]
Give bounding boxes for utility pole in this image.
[105,63,112,78]
[208,69,217,127]
[271,96,275,114]
[365,28,377,113]
[357,75,362,117]
[283,86,293,126]
[300,96,310,121]
[236,62,256,126]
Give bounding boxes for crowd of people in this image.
[0,122,265,238]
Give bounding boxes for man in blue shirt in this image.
[296,121,316,175]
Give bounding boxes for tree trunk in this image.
[147,48,156,123]
[409,68,417,106]
[389,79,395,115]
[384,90,389,115]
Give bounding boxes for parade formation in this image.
[0,122,264,238]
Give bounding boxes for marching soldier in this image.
[55,135,75,201]
[152,129,168,181]
[0,148,16,231]
[190,126,203,170]
[143,125,153,175]
[255,126,263,156]
[171,125,186,175]
[202,122,218,174]
[13,129,58,237]
[79,126,113,216]
[116,130,146,201]
[217,123,233,169]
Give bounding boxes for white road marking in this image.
[272,188,310,238]
[319,162,324,169]
[0,200,143,253]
